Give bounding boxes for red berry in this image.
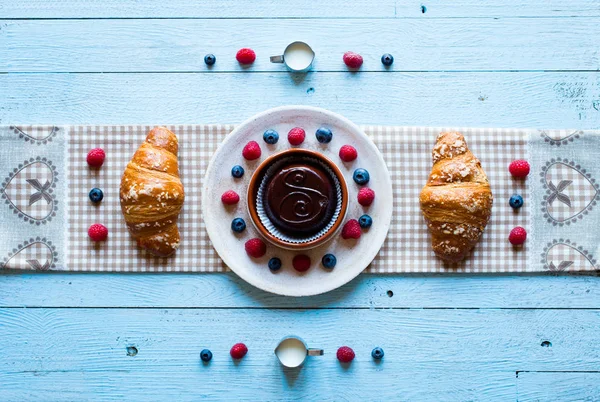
[230,343,248,359]
[221,190,240,205]
[236,48,256,65]
[357,188,375,206]
[288,127,306,146]
[341,219,362,240]
[337,346,355,363]
[292,254,311,272]
[509,226,527,245]
[343,52,363,69]
[509,160,530,178]
[88,223,108,242]
[339,145,358,162]
[86,148,105,168]
[242,141,261,160]
[245,238,267,258]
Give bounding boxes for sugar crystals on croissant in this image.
[120,127,185,257]
[419,132,493,263]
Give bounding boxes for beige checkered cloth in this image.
[67,125,529,273]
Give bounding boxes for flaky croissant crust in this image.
[419,131,493,263]
[119,127,185,257]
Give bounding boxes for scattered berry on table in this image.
[353,168,370,185]
[268,257,282,271]
[509,160,530,178]
[343,51,363,69]
[236,48,256,65]
[263,129,279,144]
[508,226,527,245]
[230,343,248,359]
[315,127,333,143]
[381,53,394,66]
[358,214,373,229]
[292,254,311,272]
[339,145,358,162]
[337,346,355,363]
[509,194,524,209]
[89,188,104,203]
[221,190,240,205]
[242,141,261,160]
[231,217,246,233]
[288,127,306,146]
[321,254,337,269]
[342,219,362,240]
[200,349,213,362]
[245,238,267,258]
[204,54,216,66]
[86,148,105,168]
[231,165,245,178]
[88,223,108,242]
[371,347,384,360]
[357,187,376,206]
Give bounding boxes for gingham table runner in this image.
[1,125,598,273]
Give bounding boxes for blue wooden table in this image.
[2,1,600,400]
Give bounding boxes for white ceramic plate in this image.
[202,106,393,296]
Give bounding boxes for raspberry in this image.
[221,190,240,205]
[242,141,261,160]
[341,219,362,240]
[236,48,256,65]
[288,127,306,146]
[509,160,530,178]
[343,51,363,69]
[292,254,311,272]
[245,238,267,258]
[230,343,248,359]
[357,187,375,206]
[339,145,358,162]
[88,223,108,242]
[86,148,105,168]
[509,226,527,245]
[336,346,355,363]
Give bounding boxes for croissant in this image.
[419,131,493,263]
[120,127,185,257]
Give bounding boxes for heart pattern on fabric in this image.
[1,157,59,224]
[539,129,583,146]
[541,158,599,225]
[9,126,59,145]
[0,237,58,271]
[542,239,597,272]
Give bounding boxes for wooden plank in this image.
[517,371,600,401]
[1,72,599,128]
[2,18,599,72]
[1,272,600,308]
[1,0,598,18]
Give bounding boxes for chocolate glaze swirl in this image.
[263,162,336,236]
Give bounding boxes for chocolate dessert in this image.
[263,162,337,236]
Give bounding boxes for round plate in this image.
[202,106,393,296]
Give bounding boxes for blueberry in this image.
[89,188,104,203]
[509,194,523,209]
[371,347,384,360]
[231,165,245,178]
[353,168,370,185]
[381,54,394,66]
[321,254,337,269]
[315,127,333,143]
[200,349,213,362]
[231,218,246,233]
[359,214,373,229]
[204,54,216,66]
[268,257,282,271]
[263,129,279,144]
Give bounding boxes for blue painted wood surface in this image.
[1,2,600,400]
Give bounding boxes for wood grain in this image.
[517,371,600,401]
